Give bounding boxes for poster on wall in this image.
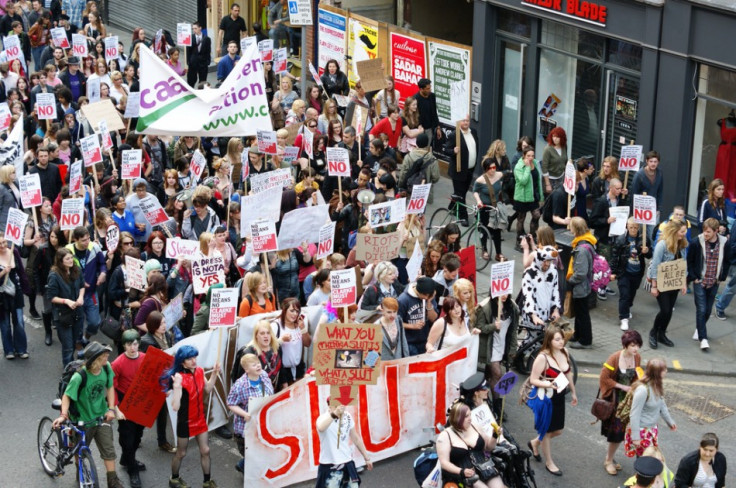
[427,39,471,127]
[390,32,426,109]
[347,16,378,89]
[317,7,347,76]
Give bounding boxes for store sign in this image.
[521,0,608,27]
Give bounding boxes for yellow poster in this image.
[347,17,378,88]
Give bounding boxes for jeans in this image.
[31,45,45,71]
[83,292,102,338]
[716,266,736,313]
[572,295,592,345]
[617,271,643,320]
[653,290,679,335]
[0,308,27,355]
[693,282,719,340]
[56,311,84,366]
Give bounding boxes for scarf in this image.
[566,232,597,280]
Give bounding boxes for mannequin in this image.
[714,110,736,200]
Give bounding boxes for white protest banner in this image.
[176,23,192,46]
[317,8,346,76]
[72,33,88,58]
[4,207,28,246]
[69,161,82,194]
[209,288,239,328]
[125,256,147,291]
[240,186,282,238]
[0,102,10,132]
[162,294,184,330]
[282,146,300,165]
[316,221,336,259]
[277,205,330,250]
[19,173,42,208]
[50,27,70,48]
[288,0,312,25]
[326,147,350,177]
[106,224,120,252]
[3,35,20,61]
[250,220,278,253]
[136,44,272,137]
[355,231,402,262]
[124,92,140,118]
[405,240,423,283]
[303,127,314,159]
[330,268,357,307]
[257,130,278,155]
[121,149,142,179]
[273,47,288,74]
[406,183,431,214]
[369,198,406,229]
[633,195,657,225]
[190,149,207,185]
[490,260,514,298]
[609,206,630,236]
[60,198,85,230]
[80,134,103,167]
[191,255,226,294]
[97,120,113,152]
[258,39,273,62]
[104,36,119,62]
[0,113,23,177]
[36,93,57,120]
[139,195,169,226]
[619,145,643,172]
[240,36,257,54]
[563,161,576,196]
[165,237,201,260]
[249,167,292,194]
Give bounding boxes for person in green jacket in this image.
[513,146,544,250]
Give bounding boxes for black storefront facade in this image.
[470,0,736,218]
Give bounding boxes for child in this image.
[227,353,274,473]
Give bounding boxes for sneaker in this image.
[597,289,608,301]
[5,353,14,359]
[629,312,633,319]
[701,339,710,350]
[715,309,726,320]
[606,287,617,296]
[620,319,629,331]
[202,481,218,488]
[19,352,29,359]
[160,442,177,453]
[692,330,699,341]
[169,477,188,488]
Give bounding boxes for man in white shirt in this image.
[444,115,479,225]
[0,62,19,94]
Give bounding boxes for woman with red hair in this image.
[541,127,568,195]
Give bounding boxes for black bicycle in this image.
[512,320,578,385]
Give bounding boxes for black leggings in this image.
[516,208,541,237]
[479,209,502,255]
[653,290,679,335]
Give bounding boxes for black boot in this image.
[507,212,517,232]
[29,293,41,320]
[658,331,674,347]
[43,312,53,346]
[649,329,658,349]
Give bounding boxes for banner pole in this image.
[338,177,343,204]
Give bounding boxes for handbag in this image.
[100,313,122,342]
[590,388,615,423]
[0,274,15,297]
[563,290,575,318]
[53,305,80,326]
[469,450,498,481]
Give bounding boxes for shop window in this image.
[497,10,532,38]
[541,20,604,60]
[606,39,642,72]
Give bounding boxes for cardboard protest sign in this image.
[490,260,514,298]
[356,58,386,92]
[190,149,207,185]
[563,161,576,196]
[609,206,630,236]
[449,78,469,123]
[106,224,120,252]
[177,23,192,46]
[138,195,169,226]
[69,161,82,195]
[633,195,657,225]
[406,240,423,283]
[4,207,27,246]
[330,268,357,307]
[18,173,42,208]
[35,92,57,120]
[249,167,294,193]
[258,39,273,62]
[60,198,85,230]
[354,231,402,262]
[80,134,103,167]
[72,33,88,58]
[619,145,643,171]
[118,347,174,427]
[316,221,336,259]
[125,256,147,291]
[313,322,382,385]
[256,130,278,155]
[406,183,431,214]
[277,205,330,250]
[209,288,239,328]
[240,36,257,54]
[165,237,201,260]
[0,102,10,132]
[121,149,142,179]
[191,255,226,294]
[240,186,282,238]
[369,198,406,229]
[162,294,184,330]
[3,35,21,61]
[657,259,687,292]
[250,220,278,253]
[273,47,288,74]
[124,92,140,118]
[104,36,119,62]
[97,120,113,152]
[326,147,350,177]
[50,27,70,48]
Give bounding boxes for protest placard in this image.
[282,146,300,164]
[104,36,119,62]
[369,198,406,229]
[326,147,350,177]
[69,161,82,195]
[190,150,207,185]
[18,173,42,208]
[118,348,173,427]
[50,27,69,48]
[258,39,273,62]
[106,224,119,252]
[317,7,346,76]
[177,23,192,46]
[277,205,330,249]
[191,255,226,294]
[125,256,147,291]
[98,120,113,152]
[72,33,88,58]
[458,246,477,299]
[428,39,470,126]
[354,231,402,262]
[609,206,630,236]
[493,371,518,396]
[273,47,288,74]
[633,195,657,225]
[308,62,322,86]
[36,93,57,120]
[4,207,27,246]
[209,288,239,328]
[313,322,382,386]
[316,221,336,259]
[490,260,514,298]
[0,102,10,132]
[240,36,257,54]
[619,145,643,171]
[303,127,314,159]
[256,130,278,155]
[162,294,184,330]
[240,186,282,237]
[165,237,201,260]
[124,92,140,118]
[657,259,687,292]
[450,79,469,123]
[139,195,169,226]
[121,149,142,179]
[471,403,500,440]
[80,134,103,167]
[87,76,100,103]
[405,240,423,283]
[333,94,349,107]
[81,99,126,132]
[250,220,278,253]
[60,198,84,230]
[356,58,386,92]
[406,183,431,214]
[330,268,357,307]
[563,161,576,196]
[3,35,20,61]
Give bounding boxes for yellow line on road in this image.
[578,373,736,389]
[672,360,682,370]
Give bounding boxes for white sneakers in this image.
[692,330,699,341]
[620,319,629,331]
[701,339,710,350]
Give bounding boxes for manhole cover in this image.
[665,389,735,424]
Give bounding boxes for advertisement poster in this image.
[347,17,378,88]
[390,32,427,108]
[317,8,347,75]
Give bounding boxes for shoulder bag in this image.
[482,173,508,229]
[450,429,498,482]
[590,388,615,423]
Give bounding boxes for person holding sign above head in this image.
[610,218,652,331]
[630,150,664,211]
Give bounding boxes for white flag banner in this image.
[136,44,273,137]
[0,115,24,176]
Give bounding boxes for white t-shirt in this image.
[318,411,355,465]
[461,129,476,170]
[271,318,307,368]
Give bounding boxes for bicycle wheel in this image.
[466,225,492,271]
[78,449,99,488]
[569,353,579,385]
[38,417,62,476]
[429,208,452,239]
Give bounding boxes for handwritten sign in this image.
[165,237,200,260]
[69,161,82,195]
[563,161,576,196]
[657,259,687,292]
[407,183,431,215]
[162,294,184,330]
[330,268,357,307]
[493,371,518,396]
[124,92,140,118]
[209,288,239,328]
[125,256,147,291]
[490,260,514,298]
[633,194,657,225]
[4,207,28,246]
[619,145,643,171]
[60,198,84,230]
[104,36,119,62]
[80,134,103,167]
[250,220,278,253]
[191,255,226,294]
[256,130,278,155]
[177,23,192,46]
[36,92,57,120]
[356,58,386,93]
[121,149,142,179]
[313,322,382,386]
[118,347,173,427]
[326,147,350,177]
[138,195,169,226]
[240,186,282,237]
[50,27,70,48]
[106,224,120,252]
[406,240,423,283]
[72,33,88,57]
[471,403,500,440]
[19,173,42,208]
[354,231,402,262]
[316,221,336,259]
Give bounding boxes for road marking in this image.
[579,372,736,389]
[672,360,682,370]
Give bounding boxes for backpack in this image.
[615,384,649,427]
[402,153,434,194]
[580,243,611,292]
[413,446,439,487]
[58,361,112,418]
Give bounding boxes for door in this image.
[601,71,640,163]
[499,41,525,149]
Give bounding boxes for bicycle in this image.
[38,399,104,488]
[512,319,578,385]
[428,195,494,271]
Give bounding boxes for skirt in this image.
[513,200,540,213]
[624,425,659,457]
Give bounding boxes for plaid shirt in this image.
[703,239,719,288]
[61,0,85,30]
[226,370,273,435]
